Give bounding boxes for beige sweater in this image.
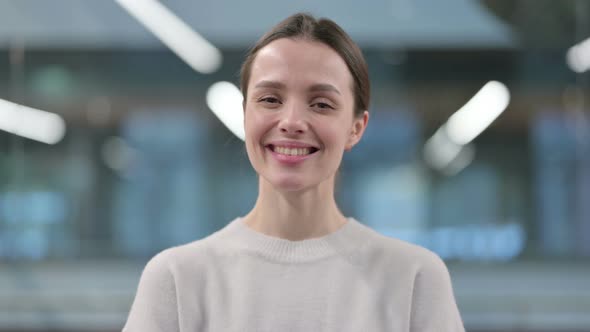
[123,217,465,332]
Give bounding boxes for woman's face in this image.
[244,38,367,193]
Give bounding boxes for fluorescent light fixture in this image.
[566,37,590,73]
[445,81,510,145]
[206,81,245,140]
[423,127,475,175]
[0,98,66,144]
[423,81,508,175]
[423,127,463,170]
[442,144,475,176]
[115,0,222,74]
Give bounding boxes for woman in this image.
[124,13,465,332]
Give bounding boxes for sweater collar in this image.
[216,217,372,263]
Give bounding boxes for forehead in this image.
[249,38,353,92]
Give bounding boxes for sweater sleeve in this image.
[123,251,180,332]
[409,252,465,332]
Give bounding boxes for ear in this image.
[345,111,369,151]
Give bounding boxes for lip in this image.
[265,140,320,149]
[266,146,316,165]
[264,141,319,165]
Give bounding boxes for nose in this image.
[278,102,308,134]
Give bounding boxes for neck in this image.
[242,176,348,241]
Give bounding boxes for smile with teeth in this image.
[270,145,318,156]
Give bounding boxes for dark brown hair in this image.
[240,13,370,117]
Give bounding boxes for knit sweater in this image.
[123,217,465,332]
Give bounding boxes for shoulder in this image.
[141,230,227,277]
[365,232,456,298]
[359,228,464,329]
[358,225,449,277]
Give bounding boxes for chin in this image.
[265,174,314,193]
[269,172,338,194]
[273,179,310,193]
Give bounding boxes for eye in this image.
[259,96,281,104]
[311,101,334,110]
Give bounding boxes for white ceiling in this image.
[0,0,516,49]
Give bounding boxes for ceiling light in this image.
[115,0,222,74]
[206,82,244,140]
[445,81,510,145]
[0,99,66,144]
[566,37,590,73]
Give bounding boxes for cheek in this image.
[244,111,273,147]
[323,122,352,148]
[244,109,261,138]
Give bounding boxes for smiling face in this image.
[244,38,368,193]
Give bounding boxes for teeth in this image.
[274,146,312,156]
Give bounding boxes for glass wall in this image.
[0,1,589,331]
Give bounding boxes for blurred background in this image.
[0,0,589,331]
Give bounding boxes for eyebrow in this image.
[254,80,285,90]
[253,80,341,95]
[309,83,341,95]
